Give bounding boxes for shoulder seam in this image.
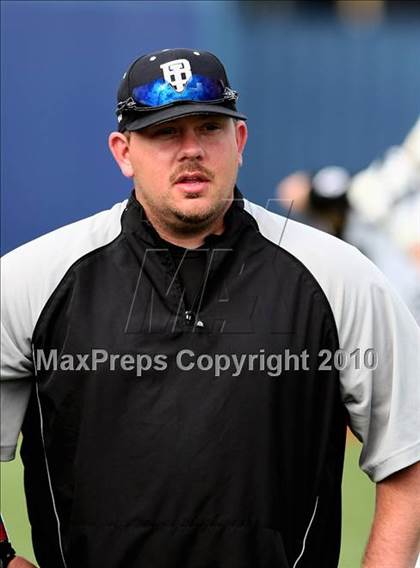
[242,206,341,347]
[32,228,124,345]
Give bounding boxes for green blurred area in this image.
[340,436,375,567]
[1,440,36,562]
[1,436,374,567]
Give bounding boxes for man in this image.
[1,48,419,568]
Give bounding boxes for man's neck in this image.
[149,216,225,249]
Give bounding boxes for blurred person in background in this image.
[349,116,420,270]
[276,164,420,324]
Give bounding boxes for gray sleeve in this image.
[0,380,32,461]
[0,199,126,461]
[337,257,420,482]
[245,201,420,483]
[1,263,35,461]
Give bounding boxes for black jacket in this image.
[20,191,347,567]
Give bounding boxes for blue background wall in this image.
[2,0,419,253]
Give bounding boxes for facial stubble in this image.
[135,176,235,236]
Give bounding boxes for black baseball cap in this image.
[116,48,247,132]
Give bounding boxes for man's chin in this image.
[171,204,221,231]
[174,211,213,227]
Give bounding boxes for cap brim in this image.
[122,104,247,132]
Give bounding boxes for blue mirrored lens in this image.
[132,75,225,108]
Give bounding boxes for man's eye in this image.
[153,127,177,137]
[202,123,221,131]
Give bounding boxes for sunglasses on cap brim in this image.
[117,74,238,114]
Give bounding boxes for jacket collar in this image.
[122,186,254,250]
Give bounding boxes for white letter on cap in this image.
[160,59,192,92]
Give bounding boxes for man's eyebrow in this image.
[153,122,178,129]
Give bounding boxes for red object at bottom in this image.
[0,514,9,542]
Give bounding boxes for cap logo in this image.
[160,59,192,93]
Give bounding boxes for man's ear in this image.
[235,120,248,166]
[108,132,134,178]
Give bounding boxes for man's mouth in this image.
[175,172,210,184]
[174,172,211,194]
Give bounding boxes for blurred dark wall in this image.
[2,0,419,253]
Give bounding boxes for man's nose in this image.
[177,129,205,160]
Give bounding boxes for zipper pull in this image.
[184,310,205,328]
[184,310,194,325]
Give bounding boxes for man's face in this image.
[110,115,247,235]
